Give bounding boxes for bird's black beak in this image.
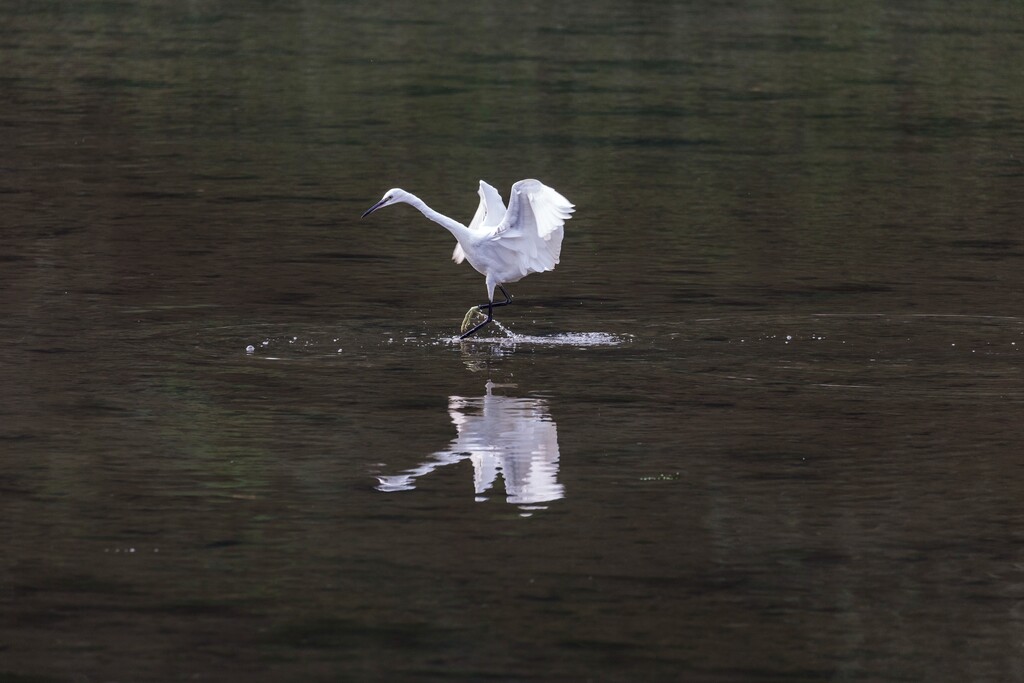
[361,198,387,218]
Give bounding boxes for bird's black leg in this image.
[490,285,513,309]
[459,285,512,339]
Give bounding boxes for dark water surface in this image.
[3,1,1024,681]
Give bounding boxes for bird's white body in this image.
[363,179,574,302]
[455,179,572,299]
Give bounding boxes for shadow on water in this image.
[375,380,564,515]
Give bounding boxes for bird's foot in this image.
[460,306,487,333]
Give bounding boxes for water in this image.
[3,1,1024,681]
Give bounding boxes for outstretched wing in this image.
[491,179,574,277]
[476,180,507,227]
[454,180,509,264]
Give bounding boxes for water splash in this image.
[447,324,628,348]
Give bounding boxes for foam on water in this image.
[444,327,628,348]
[223,319,629,362]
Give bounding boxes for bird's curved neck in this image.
[404,194,471,242]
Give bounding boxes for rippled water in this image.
[3,1,1024,681]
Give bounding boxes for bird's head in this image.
[361,188,408,218]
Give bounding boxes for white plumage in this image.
[361,179,575,338]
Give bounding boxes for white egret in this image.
[361,179,574,338]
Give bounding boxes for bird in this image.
[361,179,574,338]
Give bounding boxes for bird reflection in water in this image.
[376,381,564,511]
